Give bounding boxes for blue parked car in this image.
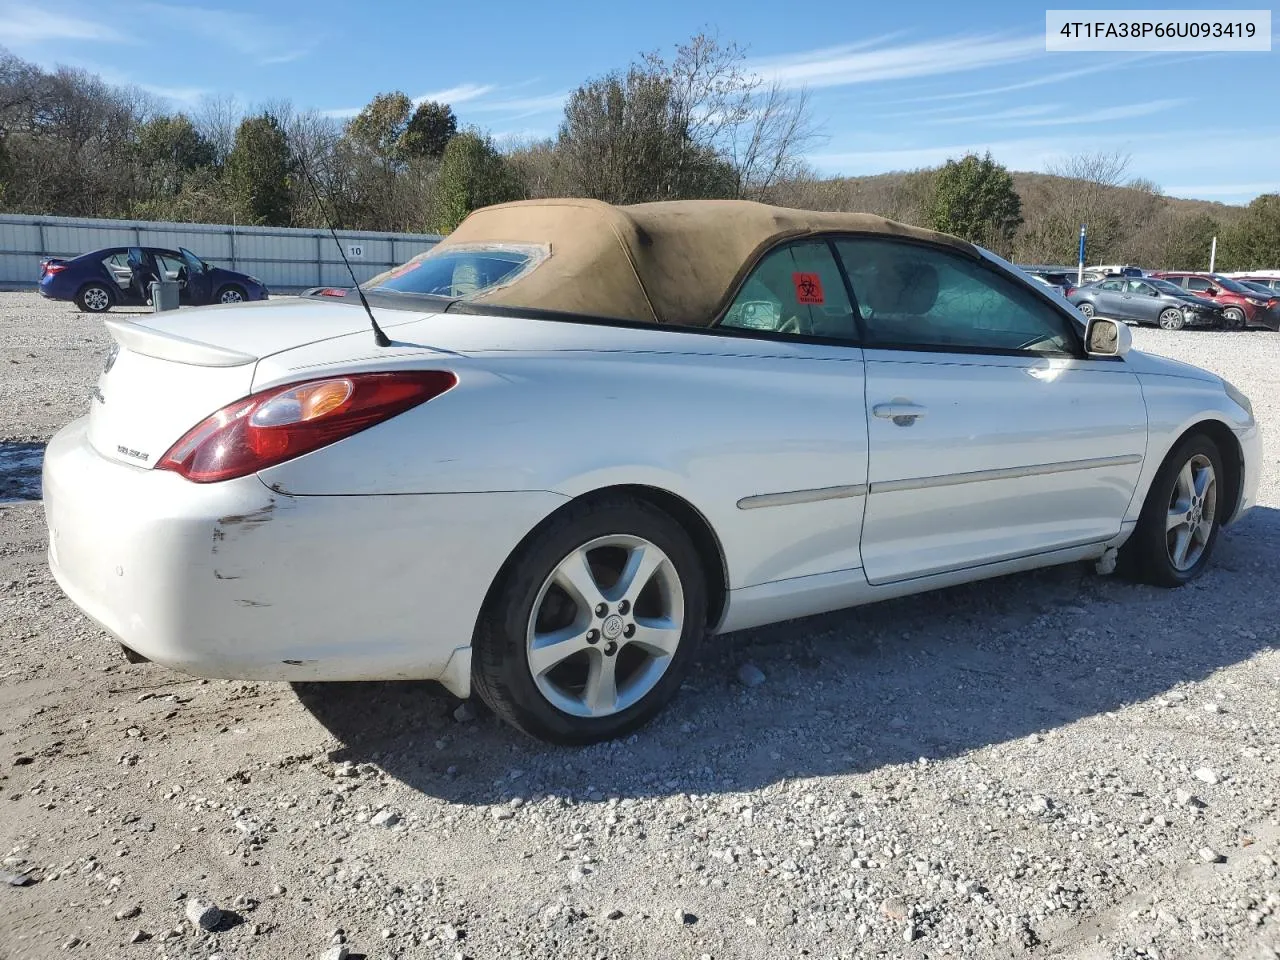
[39,246,269,312]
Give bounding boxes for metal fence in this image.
[0,214,442,292]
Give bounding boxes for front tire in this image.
[472,496,707,744]
[1222,306,1246,330]
[1158,308,1186,331]
[75,284,113,313]
[1078,302,1096,319]
[1119,434,1224,587]
[217,285,246,304]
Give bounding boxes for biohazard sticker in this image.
[792,272,824,304]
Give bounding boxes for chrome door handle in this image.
[873,402,927,426]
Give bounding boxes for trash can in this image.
[150,280,180,312]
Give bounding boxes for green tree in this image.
[925,152,1022,255]
[136,114,216,171]
[348,91,412,163]
[401,100,457,159]
[1218,194,1280,271]
[224,113,293,225]
[432,131,521,233]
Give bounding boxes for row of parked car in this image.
[1019,264,1280,331]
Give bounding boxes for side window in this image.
[1186,276,1210,291]
[1098,280,1124,291]
[835,237,1076,354]
[1127,280,1154,295]
[155,252,185,279]
[720,241,856,340]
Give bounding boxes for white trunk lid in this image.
[87,299,431,468]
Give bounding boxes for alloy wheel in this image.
[84,287,110,311]
[220,288,244,303]
[1166,453,1217,572]
[526,534,685,718]
[1158,308,1185,330]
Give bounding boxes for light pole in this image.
[1077,224,1087,287]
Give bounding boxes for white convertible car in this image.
[44,200,1260,743]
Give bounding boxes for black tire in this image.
[1222,306,1246,330]
[1078,302,1096,318]
[75,283,113,313]
[216,285,247,304]
[472,496,707,744]
[1157,308,1185,331]
[1118,433,1225,587]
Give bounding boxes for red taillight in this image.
[315,287,348,297]
[42,262,66,276]
[156,371,457,483]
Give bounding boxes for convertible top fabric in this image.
[422,198,980,327]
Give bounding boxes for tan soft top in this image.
[427,198,978,327]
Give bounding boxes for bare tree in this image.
[646,32,818,199]
[724,83,818,199]
[193,93,243,165]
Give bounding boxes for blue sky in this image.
[3,0,1277,203]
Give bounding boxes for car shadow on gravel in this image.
[297,506,1280,805]
[0,441,45,503]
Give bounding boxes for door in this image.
[101,251,133,294]
[833,237,1147,585]
[714,240,869,585]
[180,248,212,304]
[153,251,191,304]
[1092,279,1128,317]
[123,247,154,304]
[1124,279,1164,323]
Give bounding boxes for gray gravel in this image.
[1,291,1278,959]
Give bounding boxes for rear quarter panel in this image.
[255,338,872,590]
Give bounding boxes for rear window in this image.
[367,243,547,298]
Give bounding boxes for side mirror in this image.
[1205,287,1218,296]
[1086,317,1132,358]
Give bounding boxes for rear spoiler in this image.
[104,318,256,368]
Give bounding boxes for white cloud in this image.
[465,92,567,114]
[413,84,497,106]
[137,83,210,105]
[748,33,1043,89]
[322,87,564,122]
[927,103,1062,125]
[1164,181,1279,199]
[128,1,315,65]
[0,3,132,44]
[928,98,1183,127]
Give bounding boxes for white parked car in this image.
[43,200,1261,744]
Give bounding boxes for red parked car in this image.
[1150,272,1280,330]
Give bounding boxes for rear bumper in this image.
[44,417,566,693]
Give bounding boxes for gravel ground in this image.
[1,291,1277,960]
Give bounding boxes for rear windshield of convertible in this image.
[366,243,548,298]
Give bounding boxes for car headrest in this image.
[862,259,939,315]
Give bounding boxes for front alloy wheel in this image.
[1166,453,1217,572]
[219,286,245,304]
[1158,308,1186,331]
[1119,434,1225,586]
[473,497,707,743]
